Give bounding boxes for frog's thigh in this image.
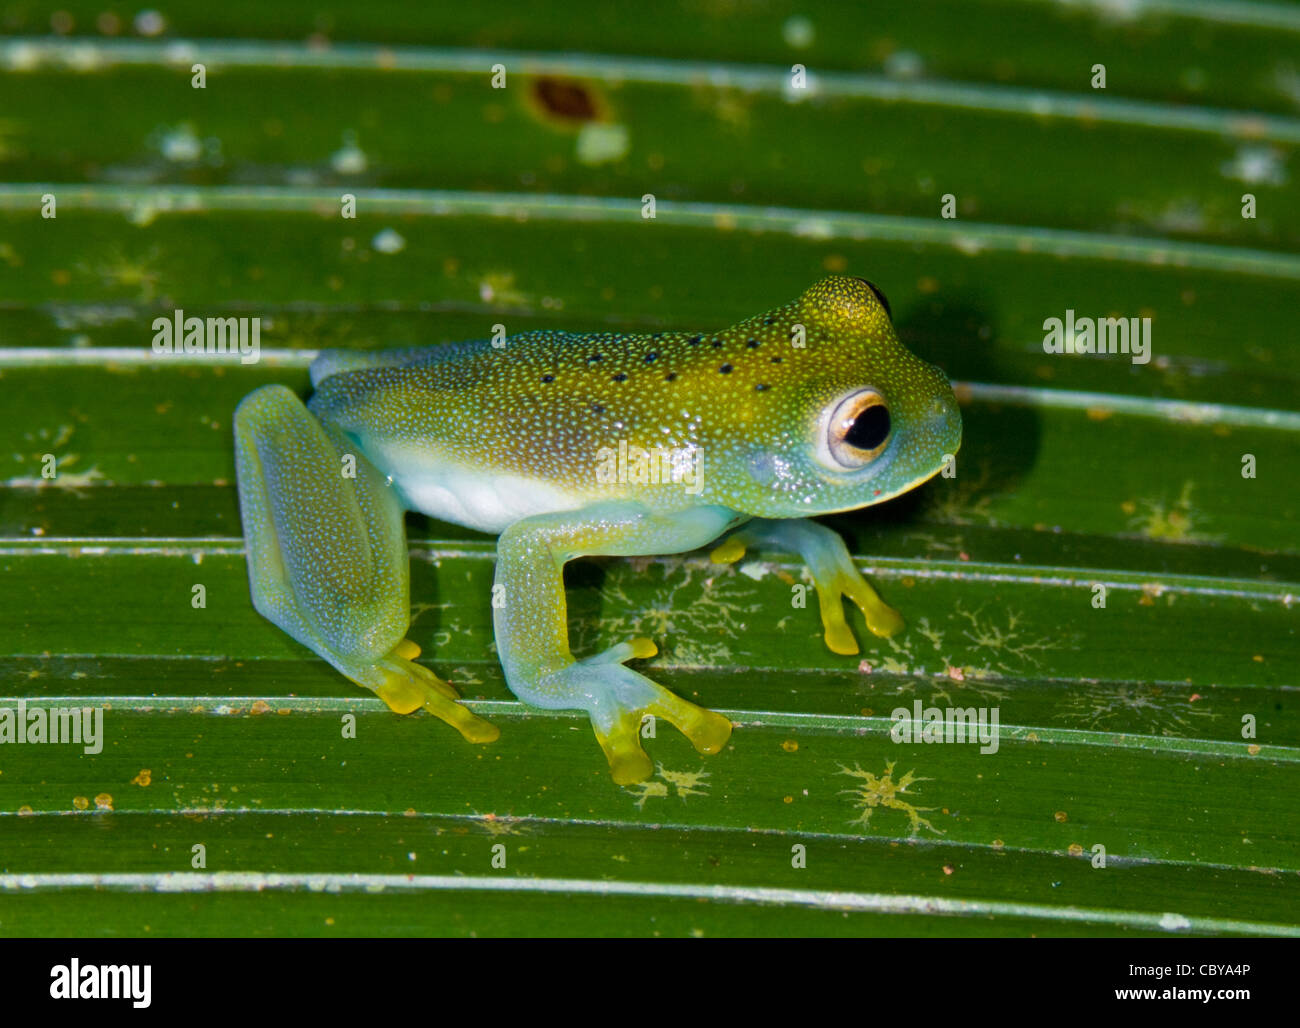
[235,384,408,660]
[716,517,903,653]
[493,501,737,783]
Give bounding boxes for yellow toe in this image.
[610,747,655,785]
[376,678,425,715]
[393,638,422,660]
[427,697,500,744]
[709,537,747,564]
[685,708,733,755]
[824,622,861,655]
[596,722,655,784]
[627,636,658,659]
[863,604,905,639]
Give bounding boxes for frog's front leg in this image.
[234,384,497,743]
[710,518,904,655]
[493,501,739,784]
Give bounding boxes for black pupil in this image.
[854,278,892,319]
[845,404,890,450]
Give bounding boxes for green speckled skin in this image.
[235,276,962,783]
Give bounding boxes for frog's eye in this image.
[853,278,892,320]
[822,389,891,470]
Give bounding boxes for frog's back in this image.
[310,329,716,467]
[308,331,715,532]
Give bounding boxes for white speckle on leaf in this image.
[164,42,198,66]
[792,218,833,239]
[372,228,406,254]
[1220,145,1288,186]
[65,45,102,71]
[160,123,201,163]
[331,133,368,174]
[5,43,42,71]
[135,10,166,36]
[575,123,630,166]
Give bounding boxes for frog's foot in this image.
[556,638,732,785]
[368,642,499,744]
[817,566,905,655]
[709,534,749,565]
[710,523,902,654]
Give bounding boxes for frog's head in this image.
[721,276,961,518]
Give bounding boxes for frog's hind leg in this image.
[234,384,497,743]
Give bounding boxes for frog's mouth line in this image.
[815,462,950,516]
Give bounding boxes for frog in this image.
[234,275,962,784]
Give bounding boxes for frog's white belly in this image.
[392,463,586,534]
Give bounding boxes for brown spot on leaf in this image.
[530,77,600,122]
